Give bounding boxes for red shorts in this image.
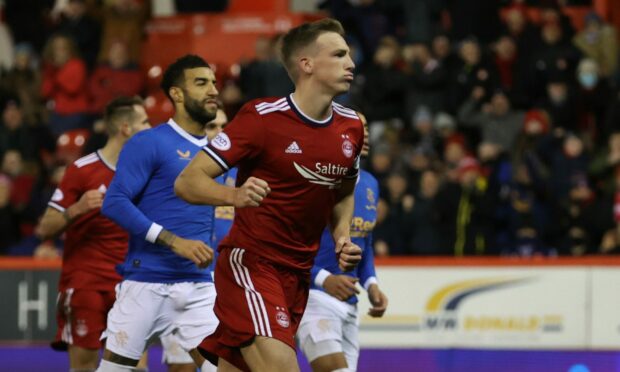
[199,247,310,371]
[51,288,116,351]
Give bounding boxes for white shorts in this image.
[297,289,359,371]
[160,333,194,365]
[103,280,218,360]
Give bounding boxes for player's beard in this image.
[184,95,217,126]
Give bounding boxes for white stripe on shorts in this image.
[61,288,74,344]
[230,248,272,337]
[229,248,261,335]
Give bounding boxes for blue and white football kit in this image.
[100,119,217,361]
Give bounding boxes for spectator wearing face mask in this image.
[575,58,612,146]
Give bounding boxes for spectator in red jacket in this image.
[41,33,90,136]
[89,40,144,115]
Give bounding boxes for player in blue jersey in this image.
[96,55,219,372]
[297,113,388,372]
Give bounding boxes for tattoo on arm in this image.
[156,229,177,248]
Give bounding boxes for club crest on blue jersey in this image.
[366,187,376,210]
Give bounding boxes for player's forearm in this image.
[330,192,355,241]
[155,229,177,248]
[175,166,235,206]
[102,190,157,240]
[35,208,69,240]
[330,178,356,241]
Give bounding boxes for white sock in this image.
[95,360,135,372]
[201,360,217,372]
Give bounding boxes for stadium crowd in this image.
[0,0,619,258]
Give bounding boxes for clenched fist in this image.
[68,189,104,219]
[367,284,388,318]
[234,176,270,207]
[335,237,362,272]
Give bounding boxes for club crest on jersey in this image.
[211,133,231,151]
[76,319,88,337]
[275,310,290,328]
[366,187,377,210]
[114,330,129,347]
[341,134,354,158]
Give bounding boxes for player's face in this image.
[129,104,151,135]
[181,67,219,125]
[310,32,355,95]
[205,109,228,140]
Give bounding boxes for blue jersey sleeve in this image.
[358,173,379,290]
[310,229,336,287]
[358,231,378,290]
[310,265,322,284]
[102,132,161,242]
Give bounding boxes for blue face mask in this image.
[578,73,598,88]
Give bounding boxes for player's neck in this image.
[291,88,333,122]
[99,138,123,167]
[173,113,206,137]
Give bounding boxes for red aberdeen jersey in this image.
[49,151,128,291]
[204,95,364,270]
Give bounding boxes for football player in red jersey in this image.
[36,96,150,372]
[175,18,363,372]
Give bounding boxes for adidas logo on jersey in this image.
[285,141,302,154]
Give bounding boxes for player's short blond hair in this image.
[280,18,345,81]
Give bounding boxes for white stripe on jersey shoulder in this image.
[255,97,287,110]
[74,153,99,168]
[256,100,290,115]
[332,102,358,116]
[257,103,290,115]
[332,104,360,120]
[256,99,289,112]
[167,119,208,147]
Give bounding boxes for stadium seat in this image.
[144,91,174,125]
[55,129,91,164]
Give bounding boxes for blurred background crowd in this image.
[1,0,620,259]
